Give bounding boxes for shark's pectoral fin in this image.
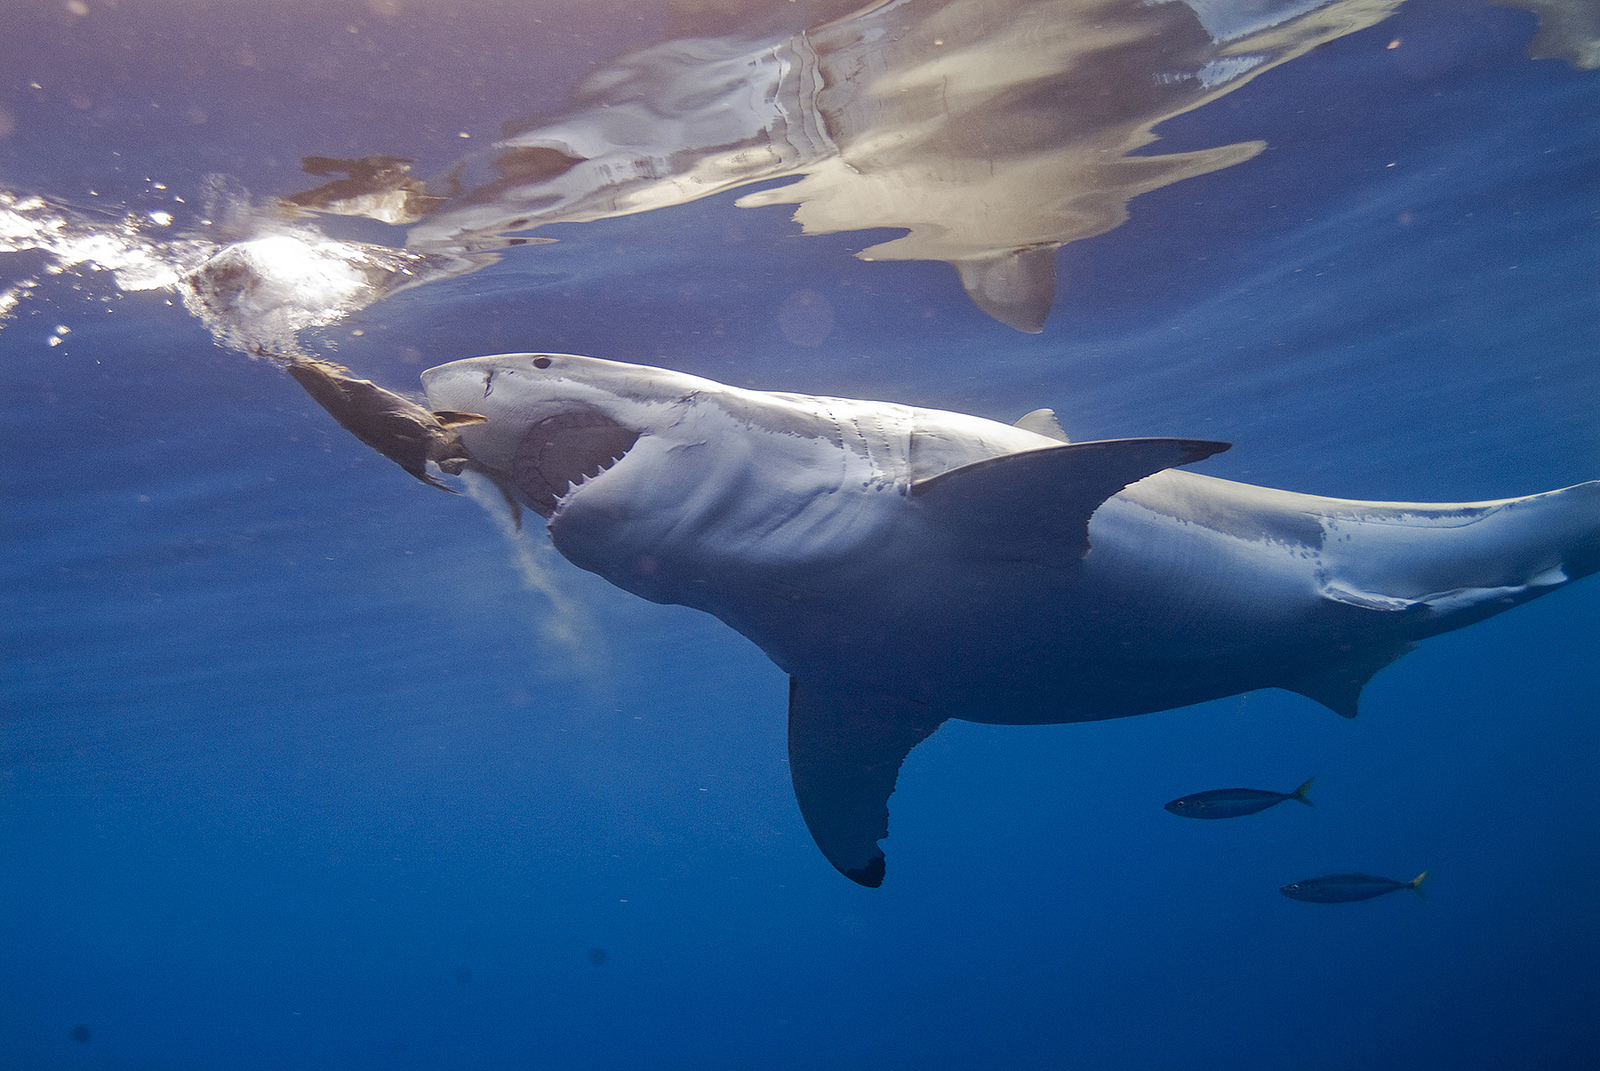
[788,680,944,887]
[911,438,1230,563]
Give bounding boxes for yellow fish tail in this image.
[1291,777,1315,806]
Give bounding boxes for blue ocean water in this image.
[2,1,1596,1069]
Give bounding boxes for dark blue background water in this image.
[3,1,1597,1068]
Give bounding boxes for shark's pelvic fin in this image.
[1281,641,1415,718]
[787,680,944,887]
[911,437,1230,563]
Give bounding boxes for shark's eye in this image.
[533,356,552,369]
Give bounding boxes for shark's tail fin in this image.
[1275,479,1598,719]
[1408,871,1429,901]
[1290,777,1315,806]
[1316,480,1600,635]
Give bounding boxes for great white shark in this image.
[418,352,1599,886]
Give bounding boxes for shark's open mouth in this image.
[511,408,640,516]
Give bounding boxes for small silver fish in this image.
[1280,871,1428,903]
[1165,778,1314,819]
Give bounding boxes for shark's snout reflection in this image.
[287,0,1596,330]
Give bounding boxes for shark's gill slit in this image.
[512,409,639,516]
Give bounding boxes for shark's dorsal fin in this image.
[1013,408,1069,442]
[787,680,945,888]
[911,438,1230,563]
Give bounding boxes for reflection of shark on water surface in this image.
[413,352,1600,885]
[281,0,1600,331]
[291,0,1420,330]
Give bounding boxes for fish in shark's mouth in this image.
[512,408,640,516]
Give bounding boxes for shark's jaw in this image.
[419,354,655,519]
[509,405,640,517]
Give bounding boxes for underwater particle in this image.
[1165,778,1314,818]
[587,947,609,966]
[777,288,834,347]
[1280,871,1428,903]
[70,1024,91,1043]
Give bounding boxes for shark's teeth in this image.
[511,409,639,517]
